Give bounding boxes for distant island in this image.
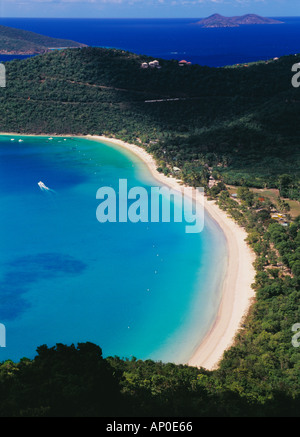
[195,14,284,28]
[0,24,87,55]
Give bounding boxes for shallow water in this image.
[0,135,227,363]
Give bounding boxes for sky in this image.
[0,0,299,19]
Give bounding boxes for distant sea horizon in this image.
[0,17,300,67]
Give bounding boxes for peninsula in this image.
[195,14,284,28]
[0,24,86,55]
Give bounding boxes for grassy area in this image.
[227,185,300,218]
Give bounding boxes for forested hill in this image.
[1,46,299,192]
[0,24,86,54]
[0,47,300,418]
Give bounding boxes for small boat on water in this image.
[38,181,50,191]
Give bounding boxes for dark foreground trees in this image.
[0,338,299,417]
[0,342,122,417]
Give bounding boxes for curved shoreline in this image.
[87,135,256,370]
[1,132,256,370]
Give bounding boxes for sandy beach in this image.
[1,132,256,370]
[87,135,256,370]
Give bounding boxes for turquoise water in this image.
[0,135,227,363]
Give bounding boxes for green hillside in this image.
[1,47,299,196]
[0,24,86,54]
[0,47,299,417]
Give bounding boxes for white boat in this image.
[18,139,23,142]
[38,181,50,190]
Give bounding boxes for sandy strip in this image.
[1,132,256,370]
[87,135,256,370]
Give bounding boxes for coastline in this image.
[87,135,256,370]
[1,132,256,370]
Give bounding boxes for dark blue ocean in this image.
[0,17,299,66]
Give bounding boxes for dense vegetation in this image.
[1,46,299,197]
[0,47,299,417]
[0,25,85,54]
